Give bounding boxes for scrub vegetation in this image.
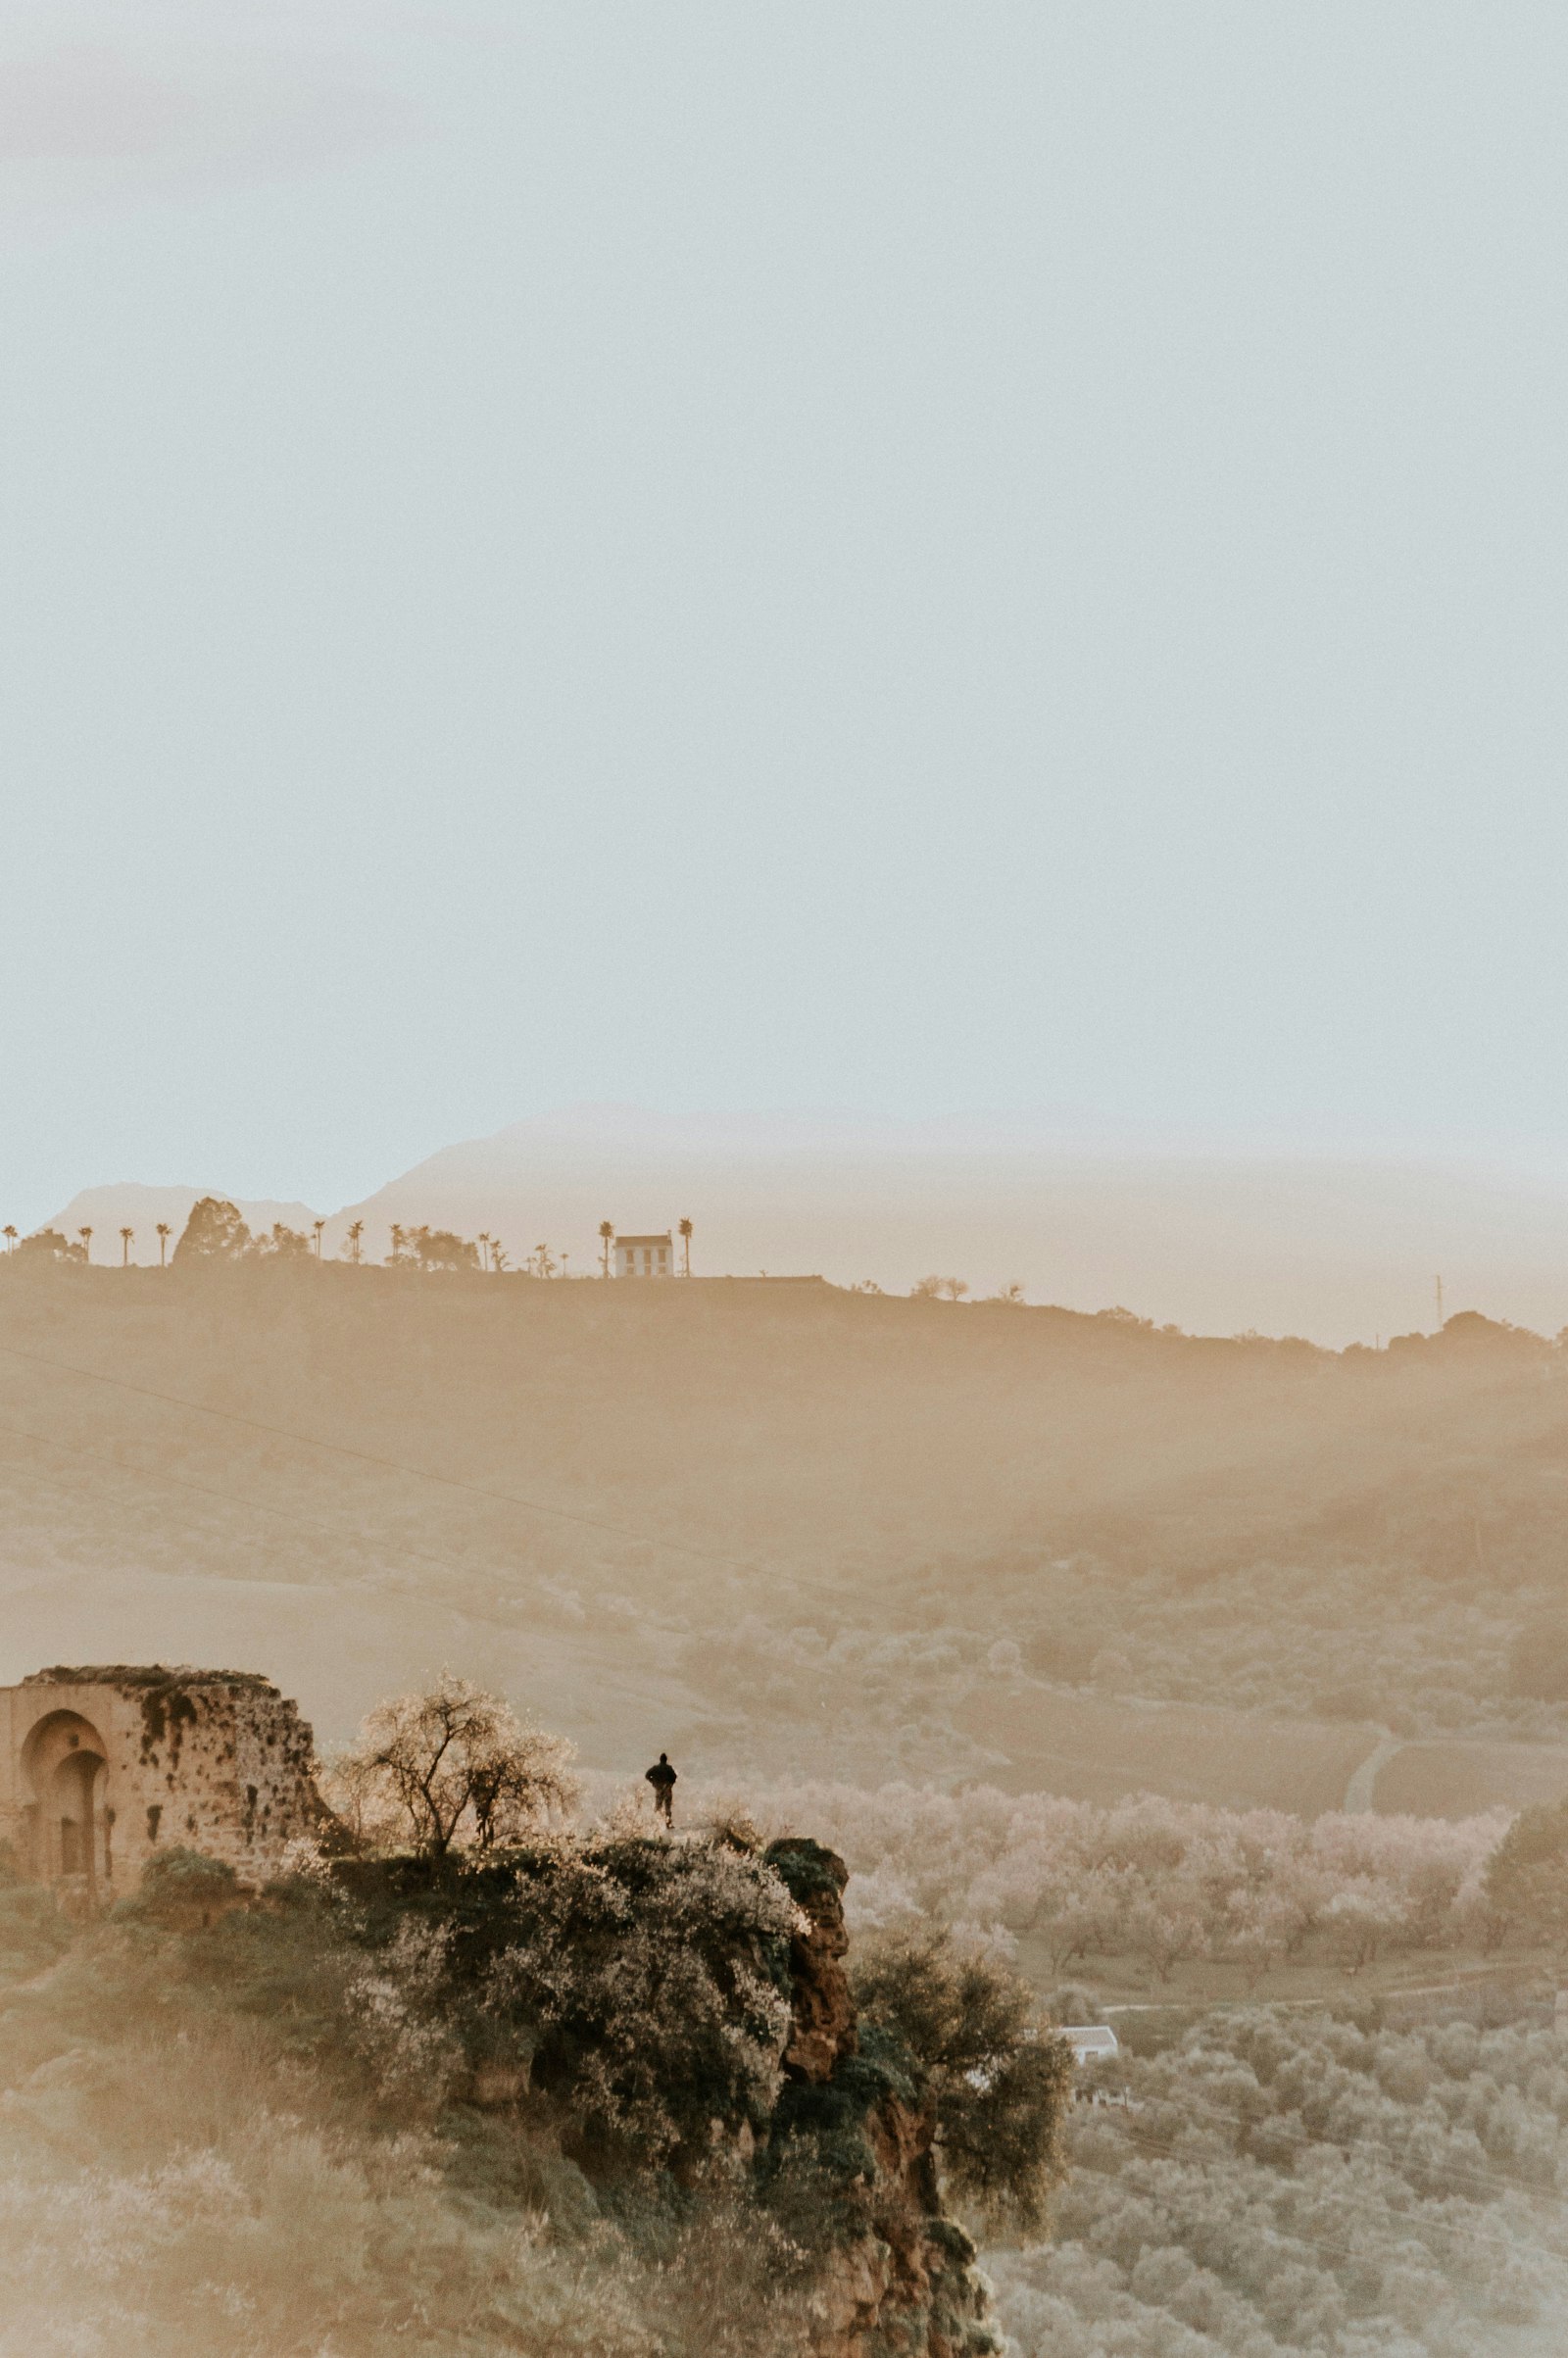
[0,1692,1062,2358]
[992,2001,1568,2358]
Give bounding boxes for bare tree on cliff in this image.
[329,1672,579,1858]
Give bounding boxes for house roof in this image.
[616,1233,672,1246]
[1061,2025,1119,2059]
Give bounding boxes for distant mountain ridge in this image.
[33,1105,1568,1346]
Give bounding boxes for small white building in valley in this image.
[1062,2025,1119,2066]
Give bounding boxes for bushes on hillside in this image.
[683,1557,1568,1761]
[481,1838,798,2166]
[1484,1797,1568,1956]
[852,1926,1072,2227]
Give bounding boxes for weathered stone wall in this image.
[0,1665,323,1898]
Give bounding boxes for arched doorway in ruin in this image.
[20,1709,112,1891]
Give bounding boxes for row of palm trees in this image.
[0,1220,322,1266]
[2,1213,696,1274]
[0,1221,177,1265]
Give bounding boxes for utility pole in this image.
[1434,1274,1445,1332]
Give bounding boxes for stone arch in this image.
[21,1709,112,1890]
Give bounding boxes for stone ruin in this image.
[0,1664,324,1901]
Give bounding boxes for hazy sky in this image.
[3,3,1567,1222]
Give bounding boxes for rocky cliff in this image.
[762,1839,999,2358]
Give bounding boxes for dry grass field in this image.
[952,1683,1374,1812]
[1009,1926,1559,2013]
[955,1686,1568,1820]
[1373,1736,1568,1818]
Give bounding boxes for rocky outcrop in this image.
[768,1836,858,2084]
[762,1839,999,2358]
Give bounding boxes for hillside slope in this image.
[1,1259,1565,1807]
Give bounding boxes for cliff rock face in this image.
[775,1833,858,2083]
[762,1840,999,2358]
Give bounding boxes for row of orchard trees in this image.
[3,1198,695,1277]
[716,1778,1568,1988]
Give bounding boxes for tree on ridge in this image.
[172,1199,252,1261]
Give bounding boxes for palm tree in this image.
[155,1221,171,1266]
[477,1230,492,1272]
[678,1216,693,1277]
[2,1224,16,1253]
[313,1219,325,1261]
[492,1241,510,1273]
[599,1220,613,1278]
[120,1226,133,1268]
[346,1219,365,1266]
[77,1226,92,1262]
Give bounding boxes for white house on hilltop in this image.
[614,1232,672,1278]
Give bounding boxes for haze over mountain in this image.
[45,1182,321,1252]
[37,1105,1568,1347]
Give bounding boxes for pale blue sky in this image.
[3,2,1567,1224]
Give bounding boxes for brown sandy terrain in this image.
[2,1261,1566,1814]
[1374,1737,1568,1819]
[953,1684,1373,1813]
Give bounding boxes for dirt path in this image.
[1343,1726,1404,1812]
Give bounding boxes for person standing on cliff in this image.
[645,1751,676,1826]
